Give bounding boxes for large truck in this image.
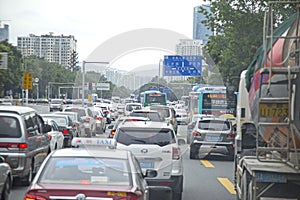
[235,2,300,199]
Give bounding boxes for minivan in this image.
[0,106,51,186]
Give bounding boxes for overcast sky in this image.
[0,0,205,71]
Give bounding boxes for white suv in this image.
[114,120,183,200]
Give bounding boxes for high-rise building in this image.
[0,24,9,42]
[193,5,213,44]
[17,33,77,68]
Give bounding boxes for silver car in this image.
[0,156,12,200]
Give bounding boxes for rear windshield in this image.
[150,107,170,118]
[43,116,67,126]
[129,112,163,122]
[116,129,175,146]
[0,116,21,138]
[39,157,131,186]
[64,108,85,118]
[198,120,230,131]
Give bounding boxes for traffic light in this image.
[23,73,33,90]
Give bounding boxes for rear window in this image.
[40,157,130,186]
[150,107,170,118]
[0,116,21,138]
[64,108,85,118]
[116,129,175,146]
[43,116,67,126]
[129,112,162,122]
[198,120,230,131]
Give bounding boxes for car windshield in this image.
[51,100,62,104]
[116,128,175,146]
[39,157,131,186]
[198,120,230,131]
[0,116,21,138]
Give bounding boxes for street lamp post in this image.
[81,61,109,107]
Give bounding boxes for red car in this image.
[24,138,171,200]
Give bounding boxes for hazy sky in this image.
[0,0,205,71]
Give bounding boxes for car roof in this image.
[41,114,70,119]
[0,105,36,114]
[51,147,130,160]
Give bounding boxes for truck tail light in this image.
[172,147,180,160]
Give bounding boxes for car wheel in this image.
[190,144,199,159]
[20,163,33,186]
[227,146,234,161]
[173,192,182,200]
[1,176,11,200]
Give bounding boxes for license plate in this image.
[259,103,289,117]
[139,162,154,168]
[206,136,220,141]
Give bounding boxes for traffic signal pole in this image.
[81,61,109,107]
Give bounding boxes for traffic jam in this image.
[0,93,237,200]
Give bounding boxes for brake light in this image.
[61,129,69,134]
[0,142,27,149]
[172,147,180,160]
[24,193,47,200]
[228,132,235,138]
[110,130,116,135]
[47,135,52,140]
[96,117,103,121]
[192,131,201,136]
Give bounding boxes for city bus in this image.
[140,90,167,107]
[188,85,230,117]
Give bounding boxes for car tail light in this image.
[228,131,235,138]
[61,129,69,135]
[110,129,116,136]
[172,147,180,160]
[192,131,201,136]
[24,193,47,200]
[96,117,103,121]
[0,142,27,149]
[48,135,52,140]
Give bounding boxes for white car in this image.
[114,120,184,200]
[124,102,142,116]
[44,119,65,152]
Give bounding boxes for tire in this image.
[173,192,182,200]
[189,144,199,159]
[1,176,11,200]
[20,164,33,186]
[227,146,235,161]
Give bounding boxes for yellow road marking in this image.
[217,178,236,195]
[200,160,215,168]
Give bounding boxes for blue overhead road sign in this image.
[163,55,202,76]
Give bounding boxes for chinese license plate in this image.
[206,136,221,141]
[139,162,154,169]
[259,103,289,117]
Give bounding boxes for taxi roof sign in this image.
[71,137,116,148]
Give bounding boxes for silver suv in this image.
[189,117,235,160]
[0,106,51,186]
[114,120,183,200]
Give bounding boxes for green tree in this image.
[0,40,23,98]
[200,0,297,89]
